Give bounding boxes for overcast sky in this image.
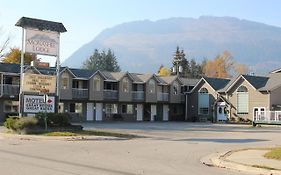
[1,0,280,65]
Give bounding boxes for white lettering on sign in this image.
[23,95,55,113]
[25,29,59,56]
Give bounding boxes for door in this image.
[95,103,103,121]
[217,102,227,121]
[163,105,169,121]
[86,103,94,121]
[253,107,266,121]
[151,105,157,121]
[136,104,143,121]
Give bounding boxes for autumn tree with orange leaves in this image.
[202,51,248,78]
[1,48,36,65]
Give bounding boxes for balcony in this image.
[2,84,20,96]
[72,88,88,99]
[104,89,118,100]
[157,92,169,102]
[132,91,144,101]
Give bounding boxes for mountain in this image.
[63,16,281,74]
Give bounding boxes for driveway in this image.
[0,122,280,175]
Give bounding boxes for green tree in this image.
[83,49,121,72]
[189,58,203,78]
[1,48,36,65]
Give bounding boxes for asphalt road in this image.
[0,122,280,175]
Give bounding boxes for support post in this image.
[19,28,25,117]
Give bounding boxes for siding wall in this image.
[227,78,270,121]
[60,71,73,100]
[89,74,104,101]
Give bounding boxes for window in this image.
[69,103,82,113]
[61,73,69,89]
[173,81,179,95]
[237,86,249,114]
[122,77,129,92]
[4,100,19,113]
[148,79,155,93]
[121,104,133,114]
[93,76,101,91]
[198,88,209,115]
[58,103,64,113]
[105,104,118,114]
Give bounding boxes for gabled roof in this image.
[270,67,281,74]
[242,75,269,89]
[15,17,67,33]
[0,63,21,74]
[69,68,94,79]
[203,77,231,91]
[130,73,145,83]
[259,73,281,91]
[158,75,183,85]
[180,78,200,86]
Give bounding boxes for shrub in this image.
[4,116,38,132]
[35,113,71,127]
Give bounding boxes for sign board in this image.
[25,29,59,56]
[23,95,55,113]
[23,73,56,93]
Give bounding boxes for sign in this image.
[23,95,55,113]
[25,29,59,56]
[23,73,56,93]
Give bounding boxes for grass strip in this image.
[264,147,281,161]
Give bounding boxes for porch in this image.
[253,111,281,125]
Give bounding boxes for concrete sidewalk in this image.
[201,148,281,175]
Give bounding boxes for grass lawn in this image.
[39,130,136,138]
[264,147,281,160]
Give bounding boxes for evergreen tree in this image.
[82,49,121,72]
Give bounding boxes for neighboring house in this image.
[188,71,281,122]
[0,63,199,122]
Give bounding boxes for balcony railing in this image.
[253,111,281,124]
[104,89,118,100]
[2,84,20,96]
[157,92,169,101]
[132,91,144,101]
[72,88,88,99]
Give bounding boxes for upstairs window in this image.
[173,81,179,95]
[237,86,249,114]
[93,76,101,91]
[122,77,129,92]
[61,73,69,89]
[148,79,155,93]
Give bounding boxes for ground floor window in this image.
[69,103,82,113]
[199,107,209,115]
[58,103,64,113]
[105,104,118,114]
[121,104,134,114]
[4,100,19,113]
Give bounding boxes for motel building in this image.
[0,62,281,124]
[1,17,281,124]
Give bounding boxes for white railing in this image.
[253,111,281,123]
[132,91,144,101]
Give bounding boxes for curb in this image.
[0,132,129,141]
[200,149,281,175]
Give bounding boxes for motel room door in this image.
[95,103,103,121]
[86,103,94,121]
[217,102,228,121]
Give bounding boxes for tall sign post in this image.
[15,17,67,116]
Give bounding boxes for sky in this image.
[0,0,281,66]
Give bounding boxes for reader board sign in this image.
[23,73,56,93]
[23,95,55,113]
[25,29,59,56]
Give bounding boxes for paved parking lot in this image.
[0,122,280,175]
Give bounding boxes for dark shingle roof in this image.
[0,63,21,74]
[15,17,67,33]
[242,75,269,89]
[204,77,231,91]
[69,68,94,79]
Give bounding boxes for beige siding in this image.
[60,71,73,100]
[119,76,133,102]
[227,78,270,121]
[270,85,281,108]
[89,74,104,101]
